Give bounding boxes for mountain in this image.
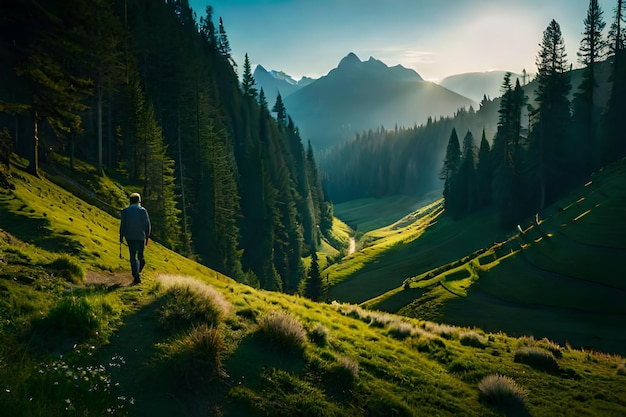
[438,70,526,102]
[284,53,476,150]
[253,64,315,108]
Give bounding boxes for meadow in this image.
[0,159,625,416]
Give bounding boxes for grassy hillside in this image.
[329,159,626,357]
[1,161,625,416]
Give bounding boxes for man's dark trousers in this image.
[127,240,146,282]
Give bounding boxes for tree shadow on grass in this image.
[224,332,306,388]
[0,205,83,254]
[86,293,235,417]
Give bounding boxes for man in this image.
[120,192,151,284]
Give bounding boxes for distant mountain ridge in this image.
[438,71,526,103]
[253,65,315,109]
[281,52,475,150]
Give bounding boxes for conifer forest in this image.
[0,0,333,292]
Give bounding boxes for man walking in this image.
[120,192,151,284]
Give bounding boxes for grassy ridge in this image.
[1,162,626,416]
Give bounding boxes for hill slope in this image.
[1,162,625,416]
[328,159,626,356]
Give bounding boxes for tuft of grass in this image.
[47,255,84,284]
[257,310,307,350]
[40,295,99,339]
[159,324,226,385]
[424,322,458,339]
[156,275,231,332]
[387,321,414,340]
[459,331,487,348]
[514,346,559,372]
[367,311,394,328]
[478,374,527,413]
[309,323,329,347]
[326,356,359,389]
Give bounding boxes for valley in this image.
[327,158,626,356]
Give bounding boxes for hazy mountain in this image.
[253,65,315,108]
[283,52,475,150]
[438,70,527,103]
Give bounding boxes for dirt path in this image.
[348,237,356,255]
[85,270,135,287]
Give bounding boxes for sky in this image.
[188,0,617,82]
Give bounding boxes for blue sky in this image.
[188,0,617,81]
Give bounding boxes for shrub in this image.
[514,347,559,372]
[309,323,329,347]
[47,255,84,284]
[257,310,307,350]
[478,374,527,412]
[156,275,231,332]
[160,324,226,385]
[459,331,487,348]
[44,295,99,338]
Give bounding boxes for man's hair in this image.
[129,192,141,204]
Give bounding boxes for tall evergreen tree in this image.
[529,19,571,210]
[491,74,528,226]
[476,129,492,208]
[604,0,626,160]
[4,0,91,175]
[304,249,324,302]
[456,130,478,216]
[573,0,607,176]
[608,0,626,56]
[272,93,287,124]
[241,53,258,99]
[217,16,236,70]
[440,128,461,211]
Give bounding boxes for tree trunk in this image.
[28,111,39,177]
[97,84,103,175]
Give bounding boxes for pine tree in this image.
[304,249,324,301]
[241,53,258,99]
[80,0,125,175]
[6,0,91,175]
[440,128,461,212]
[529,19,571,210]
[272,93,287,124]
[457,130,478,216]
[492,74,528,226]
[573,0,607,176]
[608,0,626,56]
[604,0,626,160]
[217,16,236,70]
[258,88,268,109]
[476,129,492,208]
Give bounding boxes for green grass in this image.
[1,161,626,416]
[333,192,441,233]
